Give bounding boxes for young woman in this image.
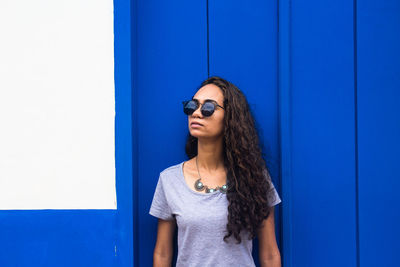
[149,76,282,267]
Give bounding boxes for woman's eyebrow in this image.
[192,97,217,102]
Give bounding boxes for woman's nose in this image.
[191,104,202,118]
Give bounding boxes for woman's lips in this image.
[190,122,203,127]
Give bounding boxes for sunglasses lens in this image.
[201,102,215,117]
[183,100,197,115]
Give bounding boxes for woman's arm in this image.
[257,206,281,267]
[153,218,176,267]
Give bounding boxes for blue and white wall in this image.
[0,0,399,267]
[0,0,133,266]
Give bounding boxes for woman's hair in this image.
[185,76,275,244]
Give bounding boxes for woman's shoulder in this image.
[157,161,186,192]
[159,161,184,178]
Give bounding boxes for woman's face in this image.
[188,84,225,140]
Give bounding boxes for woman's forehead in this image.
[194,84,223,101]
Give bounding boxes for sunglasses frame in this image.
[182,99,225,117]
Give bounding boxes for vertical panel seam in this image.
[353,0,360,266]
[277,0,283,255]
[206,0,210,77]
[278,0,293,266]
[131,0,139,265]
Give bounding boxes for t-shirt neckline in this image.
[179,161,221,196]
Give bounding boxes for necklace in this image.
[194,156,228,194]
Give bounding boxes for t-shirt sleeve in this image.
[263,168,282,207]
[149,173,174,221]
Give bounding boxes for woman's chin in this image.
[189,131,202,138]
[189,131,208,138]
[189,132,222,140]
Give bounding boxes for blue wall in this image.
[136,0,399,266]
[289,0,357,265]
[357,1,400,266]
[280,0,400,266]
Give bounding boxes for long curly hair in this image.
[185,76,275,244]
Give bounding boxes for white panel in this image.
[0,0,116,209]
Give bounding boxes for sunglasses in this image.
[182,99,225,117]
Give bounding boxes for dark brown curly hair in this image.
[185,76,275,244]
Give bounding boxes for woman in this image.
[149,76,282,267]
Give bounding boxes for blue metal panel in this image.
[0,211,117,266]
[114,0,134,265]
[0,0,134,266]
[208,0,281,265]
[357,1,400,266]
[290,0,357,266]
[134,0,207,266]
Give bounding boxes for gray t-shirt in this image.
[149,161,282,267]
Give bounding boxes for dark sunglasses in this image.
[182,99,225,117]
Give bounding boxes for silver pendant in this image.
[219,184,228,194]
[194,179,205,191]
[205,187,216,193]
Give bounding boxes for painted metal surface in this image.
[132,0,400,266]
[357,1,400,266]
[289,0,358,266]
[0,210,118,266]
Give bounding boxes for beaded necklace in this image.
[193,156,228,194]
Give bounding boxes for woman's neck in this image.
[196,135,224,171]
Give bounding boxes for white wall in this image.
[0,0,116,209]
